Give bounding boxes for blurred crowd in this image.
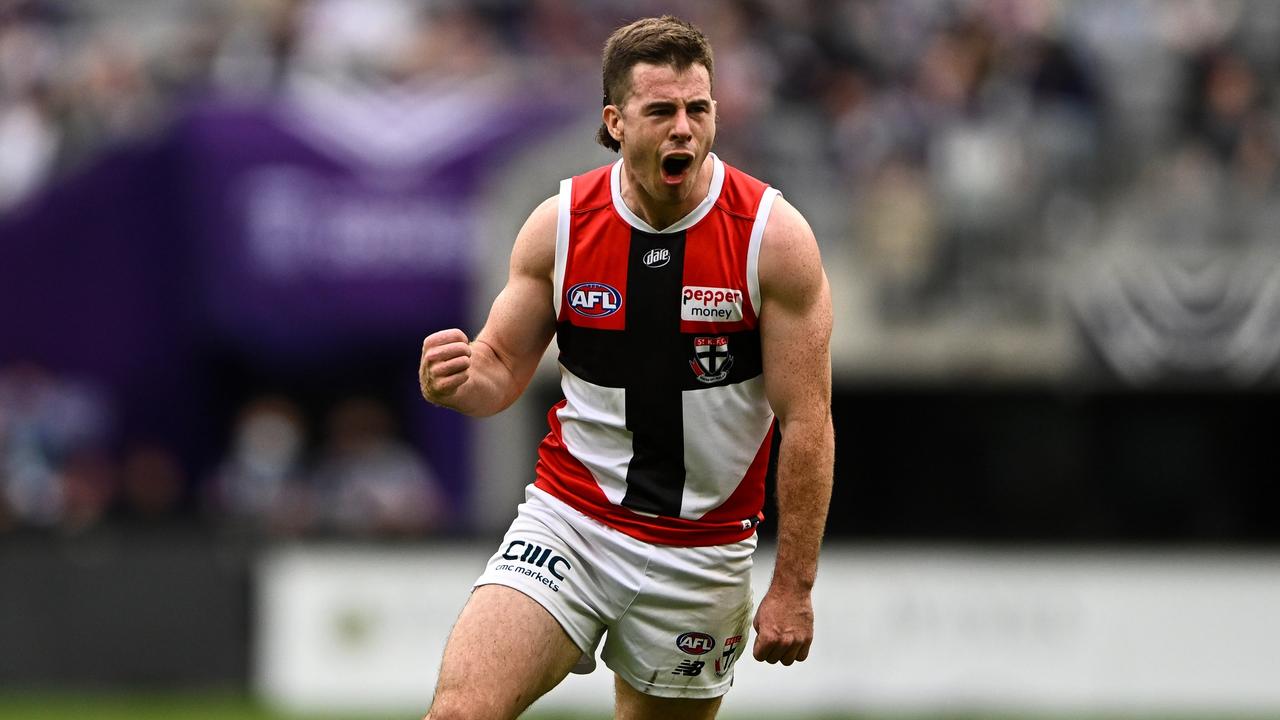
[0,362,447,536]
[4,0,1280,532]
[3,0,1279,359]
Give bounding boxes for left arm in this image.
[752,196,835,666]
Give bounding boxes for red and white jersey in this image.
[534,153,781,547]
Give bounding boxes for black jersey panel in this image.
[620,230,688,517]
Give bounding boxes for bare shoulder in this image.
[759,196,828,313]
[510,194,560,280]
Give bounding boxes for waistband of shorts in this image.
[527,484,759,550]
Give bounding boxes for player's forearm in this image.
[437,340,526,417]
[769,414,834,594]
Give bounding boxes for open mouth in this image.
[660,153,694,184]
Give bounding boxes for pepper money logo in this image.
[681,286,744,322]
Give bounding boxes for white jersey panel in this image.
[556,365,631,506]
[679,375,775,520]
[552,177,572,317]
[746,187,779,316]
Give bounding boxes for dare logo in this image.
[675,631,716,656]
[643,248,671,268]
[567,281,622,318]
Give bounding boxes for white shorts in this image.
[473,485,755,699]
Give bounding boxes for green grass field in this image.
[0,693,1269,720]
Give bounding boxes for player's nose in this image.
[670,108,693,140]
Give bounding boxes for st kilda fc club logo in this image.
[690,336,733,384]
[714,635,743,677]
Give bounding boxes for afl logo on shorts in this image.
[567,282,622,317]
[676,631,716,655]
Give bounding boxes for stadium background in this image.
[2,0,1279,718]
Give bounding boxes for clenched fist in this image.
[420,329,473,406]
[752,586,814,666]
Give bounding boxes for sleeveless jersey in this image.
[534,153,781,547]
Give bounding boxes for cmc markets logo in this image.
[567,281,622,317]
[675,631,716,655]
[501,540,571,580]
[643,248,671,268]
[496,539,572,593]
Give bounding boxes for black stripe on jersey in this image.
[620,230,688,517]
[556,323,631,387]
[557,325,762,390]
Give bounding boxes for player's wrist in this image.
[767,573,815,597]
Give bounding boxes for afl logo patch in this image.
[643,247,671,268]
[567,282,622,317]
[676,632,716,655]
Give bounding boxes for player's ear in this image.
[603,104,624,144]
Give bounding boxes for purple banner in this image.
[0,81,574,524]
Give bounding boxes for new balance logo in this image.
[672,660,705,677]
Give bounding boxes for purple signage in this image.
[0,81,575,525]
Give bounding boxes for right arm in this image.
[419,195,558,417]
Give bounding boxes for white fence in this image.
[257,544,1280,716]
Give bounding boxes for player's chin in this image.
[656,176,694,200]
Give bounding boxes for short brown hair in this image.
[596,15,714,152]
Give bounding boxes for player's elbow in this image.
[777,404,833,438]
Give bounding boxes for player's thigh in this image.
[614,674,723,720]
[427,584,582,720]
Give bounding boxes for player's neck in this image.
[619,158,713,231]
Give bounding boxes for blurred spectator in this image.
[312,396,445,537]
[857,156,938,318]
[207,395,312,535]
[57,448,117,534]
[56,28,160,165]
[1182,45,1279,195]
[0,2,62,209]
[389,2,505,81]
[115,442,187,524]
[0,362,113,531]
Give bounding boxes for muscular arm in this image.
[419,196,558,417]
[752,196,835,665]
